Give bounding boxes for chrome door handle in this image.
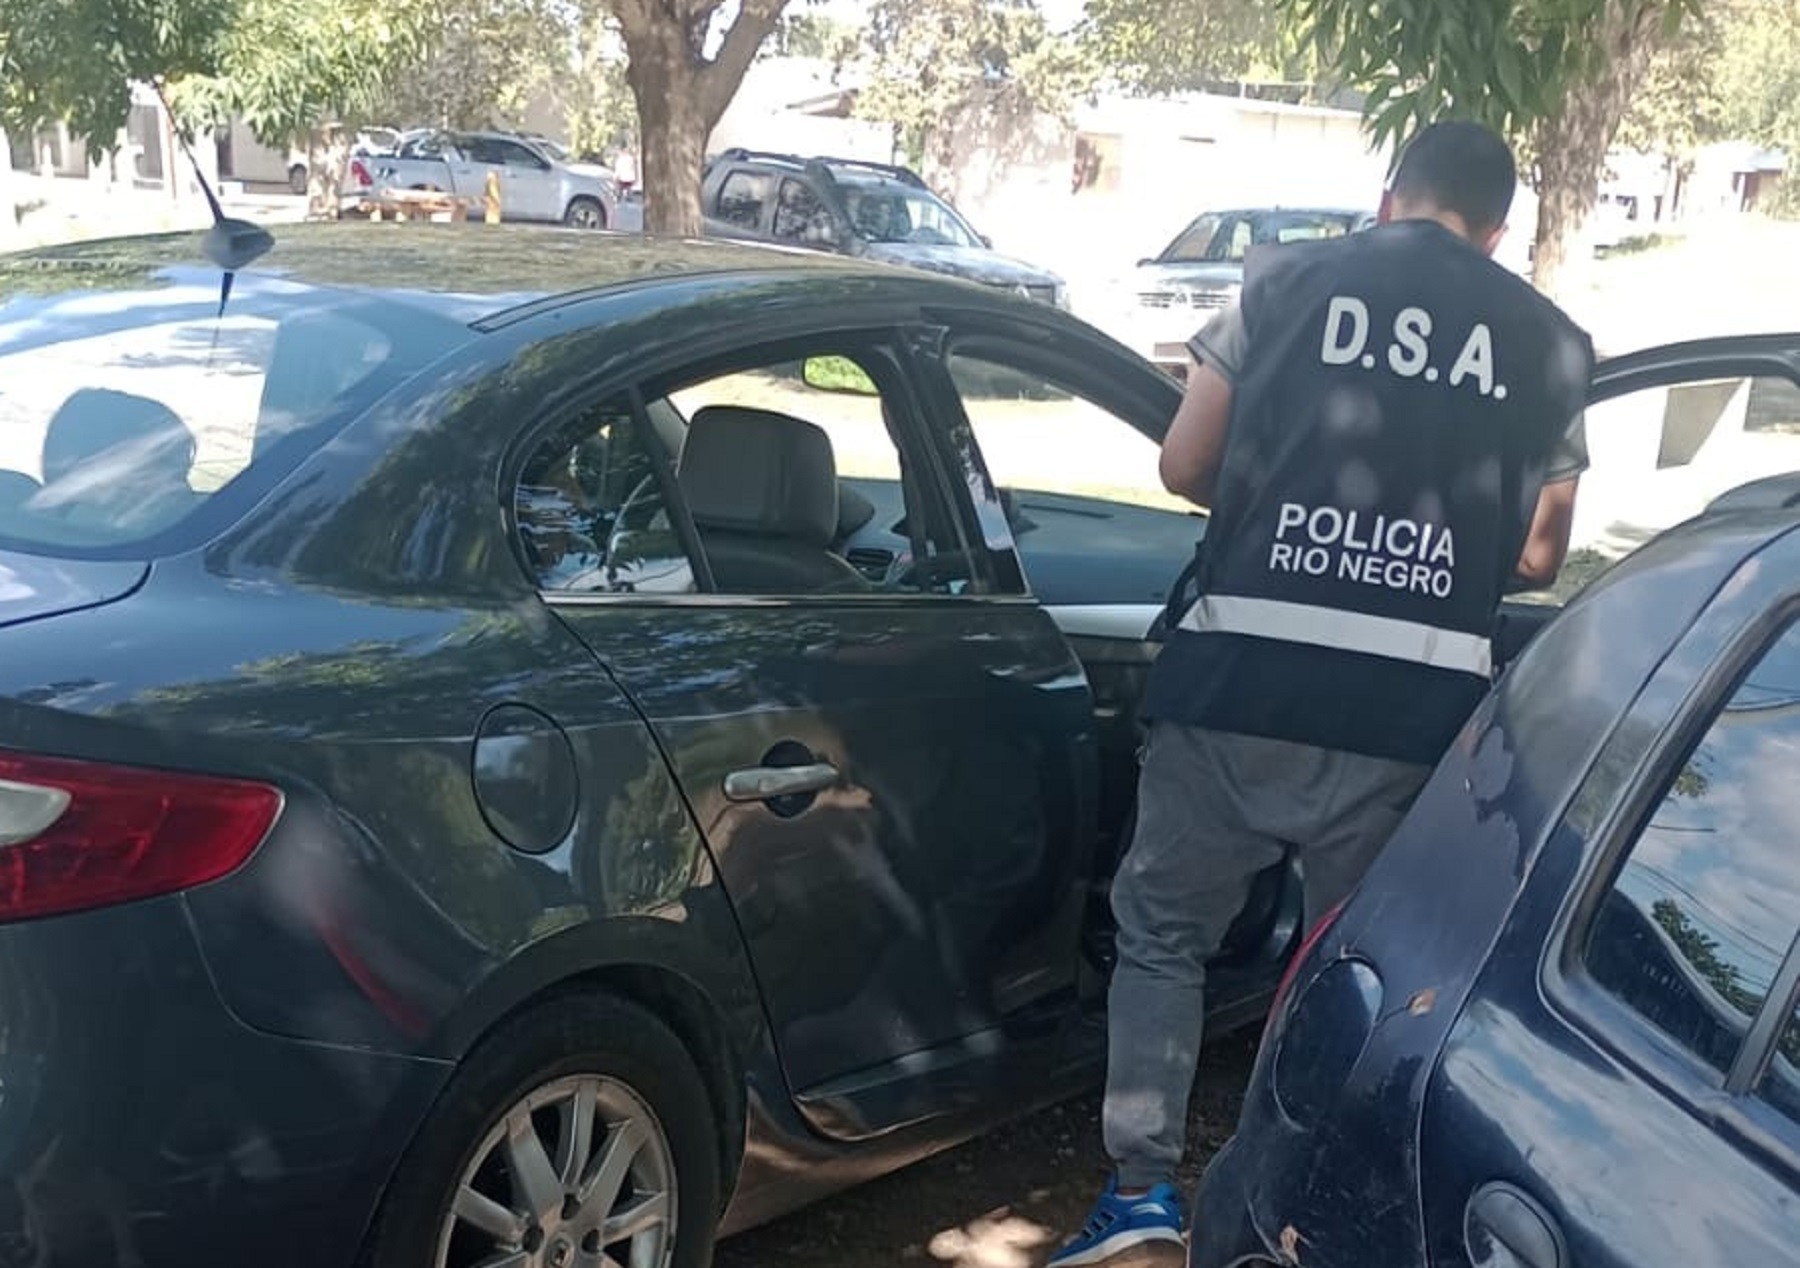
[723,763,838,803]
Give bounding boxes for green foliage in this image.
[848,0,1094,181]
[768,3,855,60]
[1615,1,1800,216]
[1711,0,1800,215]
[1280,0,1702,160]
[565,8,637,158]
[376,0,570,132]
[0,0,233,152]
[1616,5,1730,159]
[1078,0,1314,94]
[171,0,434,148]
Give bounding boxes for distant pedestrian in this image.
[1049,120,1596,1267]
[612,147,639,195]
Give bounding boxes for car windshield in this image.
[0,269,467,558]
[840,185,981,248]
[1161,211,1359,263]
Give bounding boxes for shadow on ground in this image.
[715,1031,1258,1268]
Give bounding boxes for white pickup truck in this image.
[356,130,621,229]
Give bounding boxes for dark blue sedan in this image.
[0,222,1309,1268]
[1191,338,1800,1268]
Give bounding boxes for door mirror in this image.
[979,233,993,248]
[801,356,880,396]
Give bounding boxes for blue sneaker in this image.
[1048,1177,1186,1265]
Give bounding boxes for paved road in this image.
[715,1032,1258,1268]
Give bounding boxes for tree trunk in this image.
[612,0,791,238]
[626,38,711,237]
[1528,0,1663,301]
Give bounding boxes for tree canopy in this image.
[1078,0,1311,95]
[847,0,1092,199]
[1278,0,1705,296]
[0,0,234,147]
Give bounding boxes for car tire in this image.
[363,991,721,1268]
[288,163,308,196]
[565,197,607,230]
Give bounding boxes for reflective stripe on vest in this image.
[1178,594,1494,678]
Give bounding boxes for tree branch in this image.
[699,0,789,123]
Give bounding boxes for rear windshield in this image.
[0,276,466,558]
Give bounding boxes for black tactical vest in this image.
[1144,219,1594,764]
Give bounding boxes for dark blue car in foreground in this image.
[0,222,1312,1268]
[1192,339,1800,1268]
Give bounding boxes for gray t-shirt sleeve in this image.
[1546,409,1588,483]
[1186,303,1249,384]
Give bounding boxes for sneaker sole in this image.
[1048,1226,1186,1267]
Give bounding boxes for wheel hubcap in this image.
[435,1074,676,1268]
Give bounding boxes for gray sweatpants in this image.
[1103,721,1431,1189]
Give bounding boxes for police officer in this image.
[1051,120,1594,1267]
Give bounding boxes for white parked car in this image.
[352,130,621,229]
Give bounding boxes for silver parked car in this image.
[354,129,621,229]
[1120,206,1374,379]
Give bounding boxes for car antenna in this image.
[151,79,275,317]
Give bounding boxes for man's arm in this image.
[1162,303,1247,507]
[1513,475,1580,589]
[1513,404,1589,589]
[1160,361,1234,507]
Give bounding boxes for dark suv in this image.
[699,148,1068,306]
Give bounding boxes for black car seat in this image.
[39,388,199,528]
[678,405,871,594]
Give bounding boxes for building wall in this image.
[943,93,1395,304]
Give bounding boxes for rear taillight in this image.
[0,751,279,923]
[1263,897,1350,1043]
[349,159,373,187]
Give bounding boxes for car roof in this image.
[0,222,880,326]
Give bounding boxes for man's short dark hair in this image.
[1389,120,1517,235]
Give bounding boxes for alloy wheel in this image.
[436,1074,676,1268]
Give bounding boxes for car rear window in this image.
[0,285,463,558]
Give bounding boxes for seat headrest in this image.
[680,406,840,548]
[41,388,195,489]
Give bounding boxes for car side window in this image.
[1581,618,1800,1076]
[656,347,979,597]
[514,397,695,595]
[944,353,1188,515]
[772,179,833,245]
[493,140,548,170]
[716,171,772,230]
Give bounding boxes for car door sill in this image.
[791,1005,1070,1142]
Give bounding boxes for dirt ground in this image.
[715,1032,1259,1268]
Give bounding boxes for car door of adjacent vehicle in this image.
[1495,334,1800,670]
[1417,523,1800,1268]
[517,327,1098,1142]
